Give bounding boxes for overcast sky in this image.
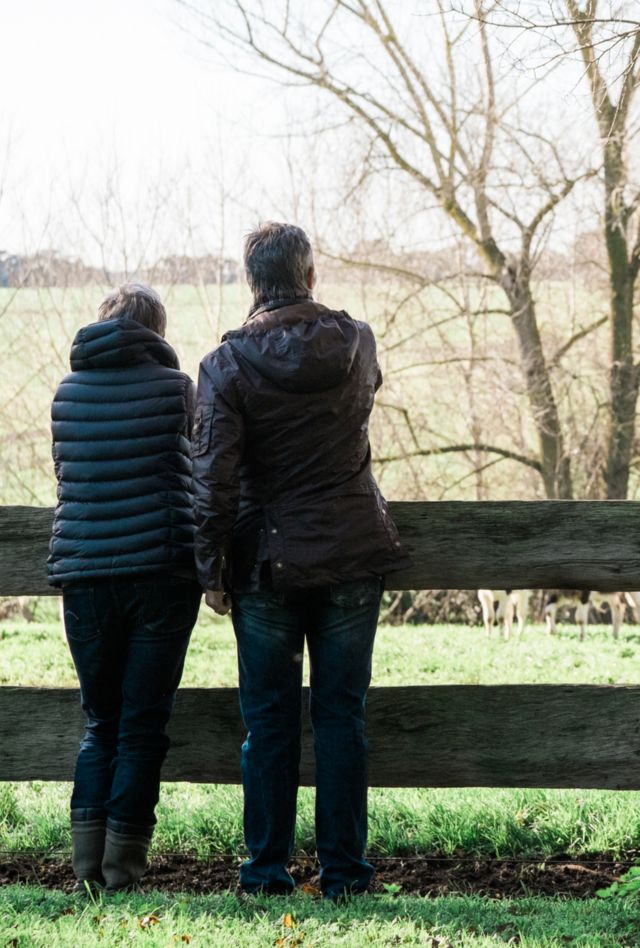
[0,0,612,266]
[1,0,300,261]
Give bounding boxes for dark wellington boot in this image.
[101,826,152,891]
[71,819,106,891]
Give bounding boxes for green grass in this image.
[4,781,640,860]
[2,887,640,947]
[4,613,640,861]
[3,604,640,689]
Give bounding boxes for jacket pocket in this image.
[191,406,214,458]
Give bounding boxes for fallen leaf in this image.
[283,913,295,929]
[139,914,161,929]
[300,883,321,897]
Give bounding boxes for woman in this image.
[48,283,200,891]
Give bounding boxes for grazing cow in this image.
[477,589,530,640]
[544,590,637,641]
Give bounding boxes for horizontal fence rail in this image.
[3,685,640,789]
[3,501,640,595]
[3,501,640,789]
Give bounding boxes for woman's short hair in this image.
[98,283,167,337]
[243,221,313,306]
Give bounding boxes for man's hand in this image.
[205,589,232,616]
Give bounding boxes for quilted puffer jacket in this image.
[191,297,412,592]
[47,317,196,585]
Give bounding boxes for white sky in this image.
[0,0,617,266]
[1,0,297,261]
[5,0,208,156]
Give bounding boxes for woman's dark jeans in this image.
[63,576,201,836]
[232,577,382,899]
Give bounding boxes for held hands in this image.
[205,589,232,616]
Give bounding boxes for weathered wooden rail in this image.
[4,501,640,595]
[2,501,640,788]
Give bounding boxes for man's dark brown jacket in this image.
[191,298,411,592]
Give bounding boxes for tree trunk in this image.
[501,271,573,499]
[603,143,638,499]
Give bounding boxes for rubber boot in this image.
[101,826,152,891]
[71,819,106,892]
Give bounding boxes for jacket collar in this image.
[246,294,313,322]
[70,317,180,372]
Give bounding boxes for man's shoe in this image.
[323,884,371,903]
[240,880,296,896]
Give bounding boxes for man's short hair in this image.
[98,283,167,337]
[243,222,313,306]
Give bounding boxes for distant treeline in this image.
[0,251,241,288]
[0,233,606,289]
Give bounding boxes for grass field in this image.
[3,610,640,861]
[3,887,640,947]
[0,277,614,506]
[5,610,640,944]
[5,601,640,690]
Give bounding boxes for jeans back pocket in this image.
[328,577,382,609]
[62,585,101,643]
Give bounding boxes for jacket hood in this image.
[223,301,359,393]
[69,317,180,372]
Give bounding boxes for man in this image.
[192,222,410,899]
[48,283,201,891]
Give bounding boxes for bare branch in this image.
[548,315,608,367]
[376,442,543,473]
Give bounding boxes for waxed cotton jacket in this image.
[48,317,197,585]
[191,298,411,592]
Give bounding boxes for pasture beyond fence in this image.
[2,502,640,789]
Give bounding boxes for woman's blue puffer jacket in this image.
[47,316,196,586]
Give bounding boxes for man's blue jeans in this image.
[232,577,382,898]
[63,576,201,835]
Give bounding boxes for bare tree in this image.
[464,0,640,496]
[178,0,601,497]
[566,2,640,497]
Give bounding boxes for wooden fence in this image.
[2,501,640,789]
